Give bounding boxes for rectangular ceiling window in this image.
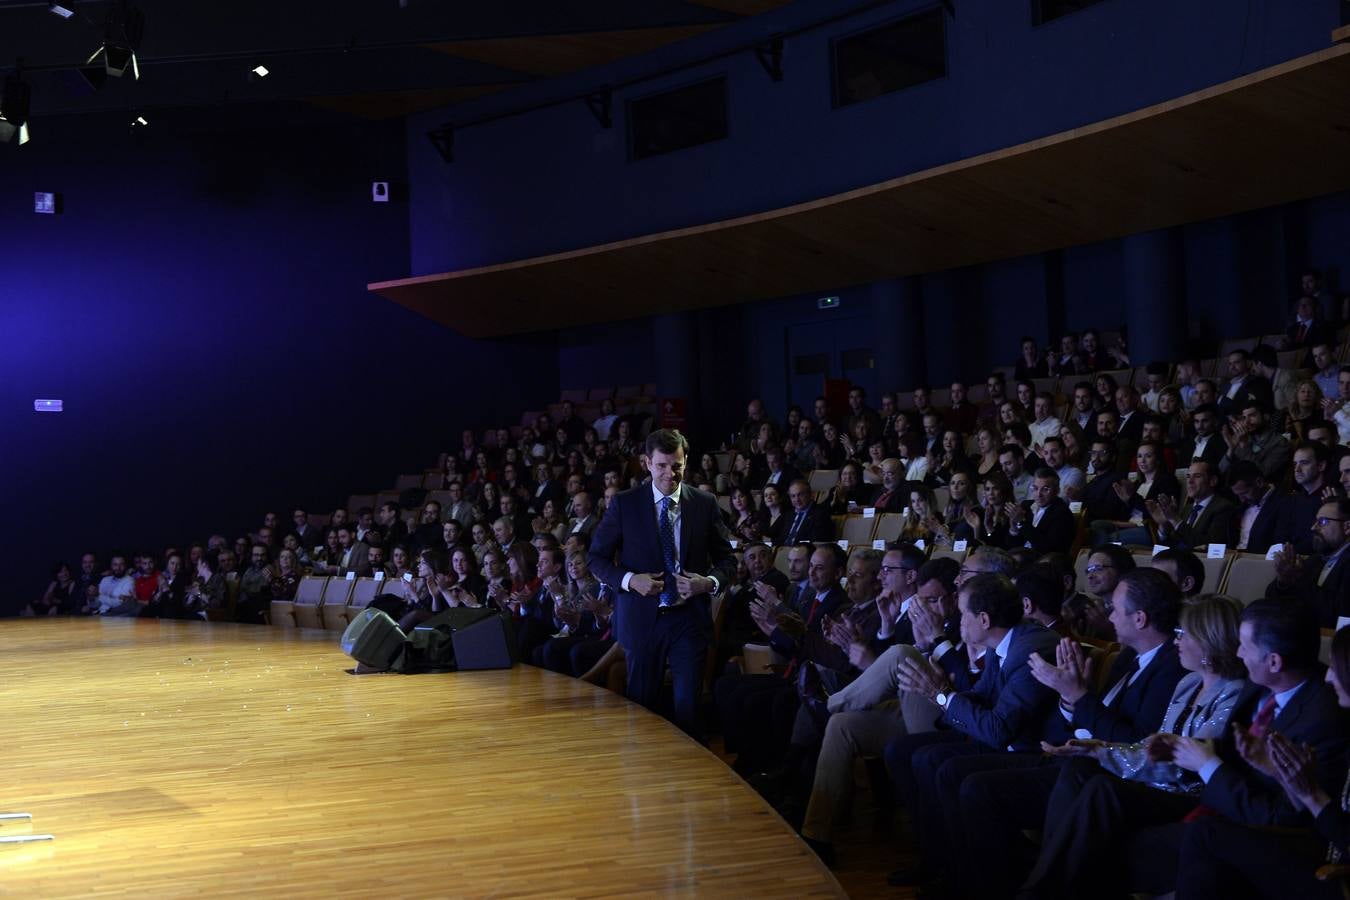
[629,76,729,161]
[831,8,946,109]
[1032,0,1109,26]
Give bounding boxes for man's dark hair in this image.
[1251,344,1277,369]
[1093,543,1137,574]
[1150,548,1206,597]
[419,548,449,575]
[1073,380,1093,394]
[1145,361,1169,377]
[1016,565,1063,618]
[1242,598,1321,672]
[895,542,928,572]
[1117,568,1182,633]
[1296,440,1331,467]
[1225,459,1265,488]
[531,532,561,549]
[916,557,958,594]
[1229,348,1250,362]
[998,443,1024,459]
[565,531,592,551]
[646,428,690,457]
[380,500,400,515]
[962,573,1023,629]
[356,506,373,517]
[988,371,1006,385]
[1033,466,1058,482]
[1036,391,1055,404]
[1042,434,1064,451]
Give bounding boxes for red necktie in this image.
[1296,323,1308,344]
[1249,694,1278,738]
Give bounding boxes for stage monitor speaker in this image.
[415,607,517,671]
[341,608,407,671]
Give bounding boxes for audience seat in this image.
[1276,349,1303,371]
[1218,336,1261,357]
[714,452,732,474]
[425,490,453,509]
[874,513,904,544]
[1097,368,1132,389]
[716,495,732,515]
[929,387,951,408]
[1194,548,1233,594]
[374,490,400,512]
[809,469,840,492]
[896,392,918,411]
[615,385,641,399]
[1220,553,1279,606]
[930,546,967,565]
[393,474,422,491]
[308,513,330,530]
[587,387,614,402]
[306,577,353,630]
[1031,376,1059,396]
[1073,547,1092,594]
[559,388,588,404]
[967,384,989,405]
[279,576,328,629]
[346,494,376,516]
[325,577,377,630]
[772,547,793,576]
[840,515,877,546]
[933,486,950,512]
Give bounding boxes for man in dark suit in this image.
[780,479,835,544]
[885,573,1063,894]
[1152,459,1239,549]
[1266,498,1350,628]
[1083,439,1132,524]
[589,429,736,739]
[1218,348,1275,419]
[529,461,566,516]
[1177,403,1226,470]
[1024,597,1350,899]
[1005,468,1077,554]
[949,568,1187,896]
[334,525,372,577]
[290,508,321,549]
[714,543,848,772]
[869,459,908,514]
[1229,460,1317,555]
[757,444,801,492]
[565,491,598,539]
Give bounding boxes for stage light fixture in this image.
[83,1,144,84]
[86,43,139,80]
[132,114,147,126]
[0,72,31,146]
[251,65,269,78]
[49,2,77,19]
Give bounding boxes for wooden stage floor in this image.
[0,619,844,898]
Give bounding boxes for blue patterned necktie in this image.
[659,495,678,607]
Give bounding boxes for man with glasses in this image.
[1084,439,1130,524]
[1084,545,1136,601]
[798,557,966,865]
[1267,498,1350,627]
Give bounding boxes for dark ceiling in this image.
[0,0,794,122]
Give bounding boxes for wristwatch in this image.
[935,692,951,709]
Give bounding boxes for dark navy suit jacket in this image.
[588,482,736,651]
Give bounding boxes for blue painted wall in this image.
[0,113,558,609]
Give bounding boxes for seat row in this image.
[271,575,391,632]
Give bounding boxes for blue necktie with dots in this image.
[659,495,678,607]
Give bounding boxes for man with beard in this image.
[1266,498,1350,627]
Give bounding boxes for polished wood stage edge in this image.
[0,619,843,898]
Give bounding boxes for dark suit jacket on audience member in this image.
[780,503,835,544]
[1246,490,1319,556]
[941,620,1062,752]
[1201,678,1350,826]
[1170,494,1239,549]
[1010,497,1077,555]
[1069,642,1187,743]
[1266,551,1350,628]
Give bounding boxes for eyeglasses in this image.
[1173,627,1187,639]
[1316,517,1346,526]
[1085,564,1115,574]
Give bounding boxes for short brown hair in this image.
[645,428,689,457]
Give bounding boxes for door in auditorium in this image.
[787,318,877,415]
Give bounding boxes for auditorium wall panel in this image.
[0,115,557,609]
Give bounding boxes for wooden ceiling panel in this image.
[371,45,1350,338]
[424,26,720,77]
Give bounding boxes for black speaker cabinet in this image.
[415,607,517,671]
